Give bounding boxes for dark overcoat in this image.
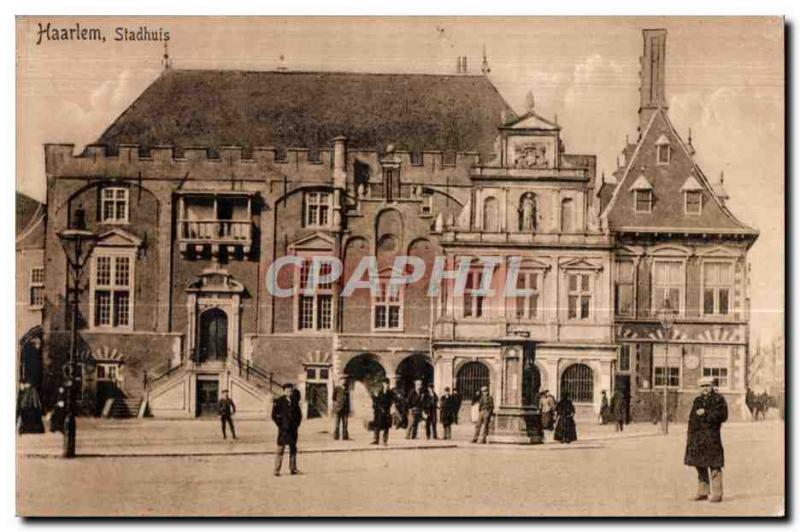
[372,389,394,430]
[423,391,438,422]
[439,394,458,426]
[554,397,577,443]
[271,395,302,446]
[610,391,626,422]
[332,385,350,415]
[684,391,727,468]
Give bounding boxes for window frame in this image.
[701,345,731,390]
[303,191,332,229]
[100,187,130,224]
[651,259,686,316]
[371,275,404,332]
[633,189,653,213]
[566,271,593,321]
[701,260,735,317]
[462,268,486,319]
[29,266,45,309]
[295,257,335,332]
[656,144,671,166]
[512,269,543,321]
[653,344,682,388]
[684,190,703,215]
[89,248,135,331]
[614,259,635,317]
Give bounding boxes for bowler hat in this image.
[698,377,715,387]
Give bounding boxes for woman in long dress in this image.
[554,392,577,444]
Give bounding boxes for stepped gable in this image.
[602,109,757,235]
[94,69,515,162]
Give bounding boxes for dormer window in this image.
[629,175,654,213]
[681,175,704,215]
[655,134,671,165]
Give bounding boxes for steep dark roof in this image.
[16,193,43,236]
[95,69,515,161]
[602,109,758,236]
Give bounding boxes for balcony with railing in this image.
[176,191,255,257]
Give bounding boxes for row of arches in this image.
[341,353,596,406]
[481,195,576,233]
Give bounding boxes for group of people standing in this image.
[538,389,577,444]
[599,389,629,431]
[16,382,67,435]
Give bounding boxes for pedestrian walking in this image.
[332,376,350,440]
[49,386,66,434]
[371,379,394,445]
[599,390,610,425]
[685,376,728,503]
[218,389,237,440]
[405,380,425,439]
[439,387,457,440]
[272,383,303,476]
[554,392,577,444]
[610,389,626,432]
[471,385,494,444]
[424,383,439,439]
[17,382,44,434]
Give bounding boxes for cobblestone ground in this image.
[16,419,783,516]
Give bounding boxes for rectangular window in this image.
[373,280,403,330]
[615,260,635,316]
[618,344,631,372]
[653,344,681,387]
[29,266,44,308]
[463,270,485,318]
[101,187,129,223]
[567,272,592,320]
[92,253,133,328]
[296,258,334,331]
[634,190,652,213]
[514,270,541,320]
[304,192,331,228]
[702,346,730,389]
[703,262,733,316]
[685,191,702,215]
[653,260,683,314]
[657,144,670,165]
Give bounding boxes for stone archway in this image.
[344,354,386,420]
[395,353,434,397]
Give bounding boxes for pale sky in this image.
[16,16,784,342]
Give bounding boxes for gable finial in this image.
[687,128,696,156]
[720,170,724,185]
[162,42,172,70]
[525,91,535,114]
[481,45,491,75]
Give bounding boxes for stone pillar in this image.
[489,341,543,444]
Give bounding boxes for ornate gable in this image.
[288,232,335,253]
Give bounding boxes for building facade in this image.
[37,29,757,422]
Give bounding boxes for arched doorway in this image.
[456,360,490,403]
[19,328,43,394]
[198,308,228,362]
[560,363,594,403]
[344,354,386,419]
[396,353,434,397]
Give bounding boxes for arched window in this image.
[560,198,574,233]
[456,361,491,401]
[483,196,499,232]
[560,363,593,403]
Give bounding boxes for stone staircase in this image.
[106,397,144,419]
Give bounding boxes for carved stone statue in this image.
[519,193,537,232]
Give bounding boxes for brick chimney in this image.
[639,29,668,133]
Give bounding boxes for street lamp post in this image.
[57,208,97,458]
[657,300,678,436]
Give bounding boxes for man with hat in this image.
[423,383,439,440]
[405,379,425,440]
[218,389,237,440]
[684,376,728,503]
[439,386,458,440]
[331,375,351,440]
[472,385,494,444]
[371,378,394,445]
[271,383,303,476]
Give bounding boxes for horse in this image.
[746,388,764,421]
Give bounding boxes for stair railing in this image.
[233,357,284,396]
[144,358,183,391]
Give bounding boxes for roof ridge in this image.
[167,68,490,79]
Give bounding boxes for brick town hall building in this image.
[31,29,757,425]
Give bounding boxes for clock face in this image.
[684,354,700,370]
[506,348,519,357]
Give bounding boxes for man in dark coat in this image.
[472,385,494,444]
[423,383,439,439]
[610,389,626,432]
[218,389,237,440]
[451,388,461,424]
[554,393,577,444]
[271,383,303,476]
[405,380,425,439]
[331,376,350,440]
[49,386,67,434]
[17,382,45,434]
[371,379,394,445]
[684,376,728,503]
[439,387,457,440]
